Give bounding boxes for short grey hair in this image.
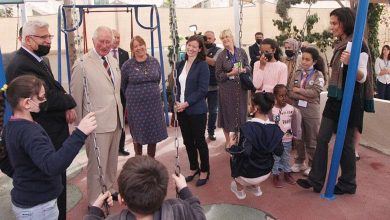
[204,31,215,36]
[92,26,113,40]
[22,20,49,43]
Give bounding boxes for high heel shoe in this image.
[196,171,210,187]
[185,169,200,182]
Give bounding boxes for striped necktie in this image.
[101,56,113,83]
[102,56,111,76]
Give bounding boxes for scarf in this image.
[328,36,375,113]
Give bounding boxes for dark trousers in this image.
[207,90,218,136]
[308,117,357,192]
[177,112,209,172]
[119,90,126,151]
[58,172,66,220]
[376,80,390,101]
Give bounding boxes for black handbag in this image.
[239,72,256,92]
[227,135,247,178]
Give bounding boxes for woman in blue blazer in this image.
[176,35,210,187]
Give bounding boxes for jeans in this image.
[177,112,209,172]
[206,90,218,136]
[12,199,58,220]
[272,141,292,175]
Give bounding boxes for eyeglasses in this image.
[29,35,54,40]
[29,95,47,103]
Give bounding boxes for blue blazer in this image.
[176,59,210,115]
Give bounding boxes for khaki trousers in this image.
[86,124,121,205]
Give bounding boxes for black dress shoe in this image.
[119,149,130,156]
[195,172,210,187]
[111,192,119,201]
[185,169,200,182]
[296,179,321,193]
[333,185,355,195]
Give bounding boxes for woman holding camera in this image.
[215,29,251,149]
[253,38,288,93]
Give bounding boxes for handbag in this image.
[239,72,256,92]
[227,134,247,178]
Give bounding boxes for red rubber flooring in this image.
[66,126,390,220]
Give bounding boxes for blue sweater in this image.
[5,118,87,207]
[231,119,284,178]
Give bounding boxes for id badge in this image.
[298,100,308,108]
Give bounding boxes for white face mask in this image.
[28,98,41,113]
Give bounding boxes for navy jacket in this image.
[231,120,284,178]
[176,59,210,115]
[6,48,76,150]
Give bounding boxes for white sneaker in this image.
[303,167,311,176]
[230,181,246,200]
[246,185,263,197]
[291,163,307,173]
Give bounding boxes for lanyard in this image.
[300,68,316,88]
[227,48,238,65]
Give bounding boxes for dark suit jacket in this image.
[6,48,76,149]
[249,43,261,70]
[117,47,129,108]
[117,47,129,69]
[176,59,209,115]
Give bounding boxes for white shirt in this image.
[179,62,188,103]
[22,46,43,62]
[375,57,390,84]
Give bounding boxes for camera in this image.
[261,52,273,62]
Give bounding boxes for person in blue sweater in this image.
[229,92,284,200]
[4,75,97,220]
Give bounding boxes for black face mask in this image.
[285,50,295,58]
[256,39,262,44]
[33,45,51,57]
[205,43,215,49]
[39,101,48,112]
[261,52,273,62]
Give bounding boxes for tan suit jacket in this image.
[71,50,124,133]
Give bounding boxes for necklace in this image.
[135,60,148,75]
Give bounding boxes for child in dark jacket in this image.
[4,75,97,220]
[85,156,206,220]
[229,92,284,200]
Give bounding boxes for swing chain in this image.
[169,0,181,177]
[231,0,245,146]
[70,0,109,215]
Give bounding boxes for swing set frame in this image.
[57,4,169,125]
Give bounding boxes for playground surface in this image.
[2,125,389,220]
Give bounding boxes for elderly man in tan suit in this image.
[71,26,123,206]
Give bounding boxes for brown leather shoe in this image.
[284,172,296,185]
[272,174,283,188]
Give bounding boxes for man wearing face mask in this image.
[249,32,264,73]
[283,38,302,87]
[204,31,221,141]
[6,20,77,220]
